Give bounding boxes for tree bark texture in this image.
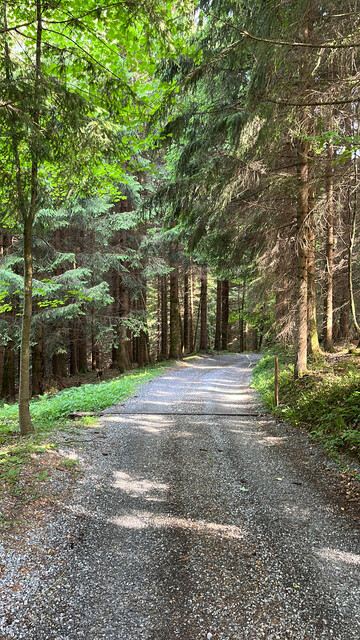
[19,218,35,433]
[161,275,168,359]
[18,0,42,434]
[199,266,208,350]
[78,316,88,373]
[323,141,334,351]
[221,279,229,351]
[169,267,181,359]
[2,342,15,401]
[189,269,194,352]
[239,280,246,352]
[183,273,190,353]
[32,321,44,396]
[214,280,222,350]
[69,319,79,375]
[294,140,309,378]
[307,162,321,355]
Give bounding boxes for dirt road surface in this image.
[1,354,359,639]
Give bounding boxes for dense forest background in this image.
[1,0,360,436]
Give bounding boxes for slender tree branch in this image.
[264,96,360,106]
[203,9,360,49]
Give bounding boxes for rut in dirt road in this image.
[2,354,360,640]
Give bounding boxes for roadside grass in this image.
[251,347,360,467]
[0,361,174,498]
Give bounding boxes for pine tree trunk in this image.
[307,161,321,355]
[117,277,130,373]
[157,276,161,357]
[339,189,350,340]
[53,352,67,379]
[18,217,35,433]
[323,141,334,352]
[221,279,229,351]
[0,232,3,395]
[349,161,360,340]
[138,285,148,367]
[199,266,208,350]
[253,328,258,351]
[91,305,99,370]
[214,280,222,350]
[169,267,181,359]
[18,0,42,434]
[111,270,120,368]
[2,341,15,401]
[189,269,194,352]
[294,140,309,377]
[126,290,133,363]
[183,273,190,353]
[0,345,3,397]
[69,319,79,375]
[239,279,246,352]
[78,316,87,373]
[32,321,43,396]
[161,275,168,359]
[339,133,352,340]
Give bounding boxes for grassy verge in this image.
[251,347,360,466]
[0,361,174,500]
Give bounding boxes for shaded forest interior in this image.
[1,211,260,400]
[1,1,360,433]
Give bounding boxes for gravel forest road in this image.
[2,354,360,640]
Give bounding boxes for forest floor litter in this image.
[0,353,359,639]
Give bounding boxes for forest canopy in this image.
[1,0,360,438]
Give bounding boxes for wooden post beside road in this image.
[274,356,279,407]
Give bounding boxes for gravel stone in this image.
[0,354,359,639]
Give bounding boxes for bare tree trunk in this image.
[19,216,35,433]
[307,161,321,355]
[161,275,168,359]
[78,316,87,373]
[91,305,99,370]
[157,276,161,357]
[183,273,190,353]
[323,140,334,351]
[221,279,229,351]
[239,279,246,352]
[111,269,120,368]
[138,285,148,367]
[17,0,42,433]
[294,139,309,378]
[214,280,222,350]
[189,268,194,352]
[199,266,208,350]
[32,321,43,395]
[339,190,351,339]
[349,161,360,340]
[0,345,3,396]
[2,341,15,401]
[169,267,181,359]
[117,277,130,373]
[69,319,79,375]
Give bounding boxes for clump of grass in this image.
[252,348,360,462]
[0,361,173,435]
[61,458,79,468]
